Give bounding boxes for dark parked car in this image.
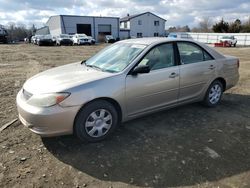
[105,35,116,43]
[56,34,73,46]
[0,26,8,44]
[37,35,54,46]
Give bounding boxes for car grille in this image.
[80,39,88,42]
[22,89,33,100]
[62,39,71,42]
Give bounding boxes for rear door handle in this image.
[209,65,215,70]
[169,72,179,78]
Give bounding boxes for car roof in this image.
[118,37,225,59]
[119,37,194,45]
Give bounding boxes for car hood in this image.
[23,62,113,94]
[78,37,89,40]
[59,38,71,40]
[39,38,52,41]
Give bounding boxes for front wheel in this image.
[74,100,119,142]
[203,80,223,107]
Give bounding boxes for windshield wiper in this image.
[81,60,86,65]
[85,64,103,71]
[81,60,107,72]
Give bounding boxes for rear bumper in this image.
[225,74,239,90]
[16,90,81,137]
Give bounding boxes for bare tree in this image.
[6,22,34,42]
[198,17,212,32]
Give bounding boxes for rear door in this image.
[177,42,217,102]
[125,43,180,116]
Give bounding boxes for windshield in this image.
[60,34,70,38]
[85,43,146,73]
[222,36,233,39]
[106,35,113,39]
[41,35,52,39]
[78,34,87,37]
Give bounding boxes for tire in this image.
[234,43,236,47]
[74,100,119,142]
[203,80,223,107]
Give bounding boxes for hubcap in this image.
[209,84,222,104]
[85,109,112,138]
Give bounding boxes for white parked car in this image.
[56,34,73,46]
[72,34,95,45]
[220,36,237,47]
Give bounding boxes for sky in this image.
[0,0,250,29]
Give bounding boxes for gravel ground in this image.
[0,43,250,188]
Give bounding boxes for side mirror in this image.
[131,65,150,75]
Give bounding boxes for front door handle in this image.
[209,65,215,70]
[169,72,179,78]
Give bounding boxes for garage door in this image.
[98,24,111,35]
[77,24,91,36]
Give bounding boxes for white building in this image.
[44,15,120,41]
[120,12,166,39]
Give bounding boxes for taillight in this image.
[237,59,240,68]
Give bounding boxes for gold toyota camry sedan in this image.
[17,38,239,142]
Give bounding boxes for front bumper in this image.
[60,39,73,45]
[78,40,91,44]
[39,40,54,45]
[16,90,81,137]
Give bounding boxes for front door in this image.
[125,43,179,116]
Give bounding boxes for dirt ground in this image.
[0,43,250,188]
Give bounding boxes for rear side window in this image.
[177,42,213,64]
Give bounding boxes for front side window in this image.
[177,42,213,64]
[137,43,175,71]
[85,43,146,73]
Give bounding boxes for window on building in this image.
[154,33,159,37]
[124,22,127,28]
[137,33,143,38]
[138,20,142,25]
[154,21,160,26]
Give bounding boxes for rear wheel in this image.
[203,80,223,107]
[74,100,118,142]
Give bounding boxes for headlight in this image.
[27,93,70,107]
